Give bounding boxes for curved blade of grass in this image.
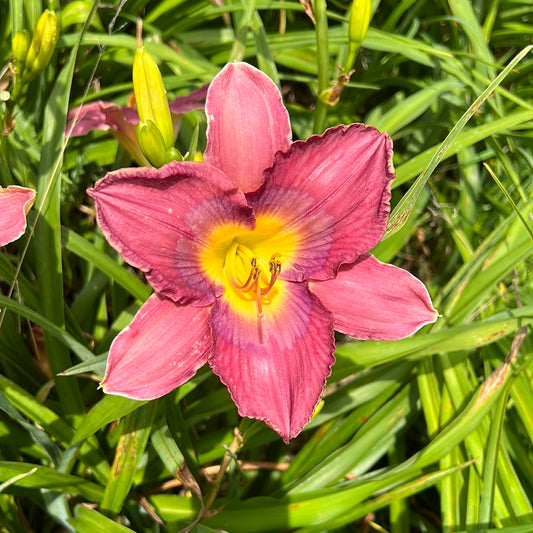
[286,382,416,494]
[384,45,532,239]
[394,108,533,187]
[335,306,533,368]
[366,80,460,135]
[0,391,60,465]
[413,347,521,471]
[69,505,135,532]
[62,227,151,302]
[484,163,533,243]
[0,462,103,502]
[0,294,94,360]
[151,461,460,532]
[0,295,94,362]
[100,402,156,515]
[58,353,107,377]
[296,462,473,533]
[71,394,147,445]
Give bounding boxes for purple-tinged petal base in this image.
[0,186,36,247]
[102,294,211,400]
[209,281,335,442]
[308,254,438,340]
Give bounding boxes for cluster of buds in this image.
[11,10,59,84]
[2,10,58,133]
[133,47,182,167]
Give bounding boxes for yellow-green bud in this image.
[132,47,174,151]
[137,120,169,168]
[165,147,183,162]
[12,30,30,71]
[24,10,59,80]
[348,0,371,46]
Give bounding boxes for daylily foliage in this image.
[0,186,36,247]
[89,62,437,442]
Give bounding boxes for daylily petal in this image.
[168,84,209,115]
[0,186,36,247]
[249,123,395,281]
[88,161,254,305]
[102,294,211,400]
[308,254,438,340]
[66,101,138,137]
[209,281,335,442]
[66,101,148,165]
[204,62,292,193]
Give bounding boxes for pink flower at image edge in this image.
[88,62,438,442]
[0,186,36,247]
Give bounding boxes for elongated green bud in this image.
[348,0,371,46]
[12,30,30,72]
[24,10,59,80]
[132,47,174,151]
[137,120,169,168]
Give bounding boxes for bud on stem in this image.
[344,0,371,70]
[24,10,59,81]
[132,47,175,151]
[11,31,30,73]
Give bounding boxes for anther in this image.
[261,256,282,296]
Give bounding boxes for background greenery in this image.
[0,0,532,531]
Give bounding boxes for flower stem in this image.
[313,0,330,134]
[204,425,245,511]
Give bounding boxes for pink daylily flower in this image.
[66,85,208,165]
[0,186,36,247]
[88,63,437,442]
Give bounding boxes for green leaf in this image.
[0,462,103,502]
[69,505,135,532]
[71,395,148,445]
[336,307,533,368]
[101,402,156,515]
[385,45,532,239]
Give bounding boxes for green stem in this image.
[312,0,329,134]
[34,25,85,427]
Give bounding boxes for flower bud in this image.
[165,147,183,163]
[12,30,30,72]
[137,120,169,168]
[132,47,174,151]
[24,10,59,81]
[348,0,371,46]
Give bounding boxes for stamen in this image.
[261,256,282,296]
[233,258,257,290]
[223,245,282,334]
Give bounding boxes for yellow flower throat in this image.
[224,241,282,316]
[201,215,297,322]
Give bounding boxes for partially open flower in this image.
[0,186,36,247]
[89,63,438,442]
[66,85,207,166]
